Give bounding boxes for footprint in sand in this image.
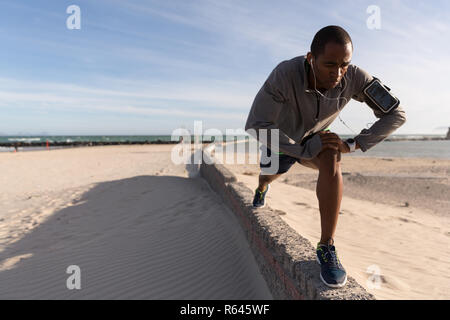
[339,210,354,216]
[396,217,421,226]
[294,202,310,207]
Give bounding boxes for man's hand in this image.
[318,131,350,154]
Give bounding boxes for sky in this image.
[0,0,449,136]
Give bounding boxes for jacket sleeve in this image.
[351,66,407,152]
[245,62,322,160]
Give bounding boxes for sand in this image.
[0,145,272,299]
[1,143,448,300]
[223,151,450,300]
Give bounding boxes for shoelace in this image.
[256,187,267,200]
[260,189,266,200]
[320,245,341,269]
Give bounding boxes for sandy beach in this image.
[223,150,450,300]
[0,144,448,300]
[0,145,272,299]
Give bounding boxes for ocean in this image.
[345,140,450,159]
[1,135,449,159]
[0,135,175,144]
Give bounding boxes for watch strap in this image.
[345,138,356,152]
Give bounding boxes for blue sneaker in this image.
[252,184,270,208]
[316,241,347,288]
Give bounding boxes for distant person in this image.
[245,25,406,288]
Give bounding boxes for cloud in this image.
[0,76,253,120]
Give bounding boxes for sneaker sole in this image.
[316,255,348,288]
[253,203,266,208]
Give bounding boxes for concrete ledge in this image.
[200,151,375,300]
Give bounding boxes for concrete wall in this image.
[200,150,375,300]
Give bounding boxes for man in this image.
[244,25,406,288]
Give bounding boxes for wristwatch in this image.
[345,138,356,153]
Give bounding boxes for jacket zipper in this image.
[315,93,320,120]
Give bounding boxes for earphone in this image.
[309,57,372,135]
[309,57,347,104]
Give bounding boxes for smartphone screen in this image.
[365,81,398,112]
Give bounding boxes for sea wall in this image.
[200,150,375,300]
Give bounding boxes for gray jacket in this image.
[244,55,407,160]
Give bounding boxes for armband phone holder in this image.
[363,77,400,114]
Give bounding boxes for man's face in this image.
[308,41,353,90]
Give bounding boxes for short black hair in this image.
[310,25,353,57]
